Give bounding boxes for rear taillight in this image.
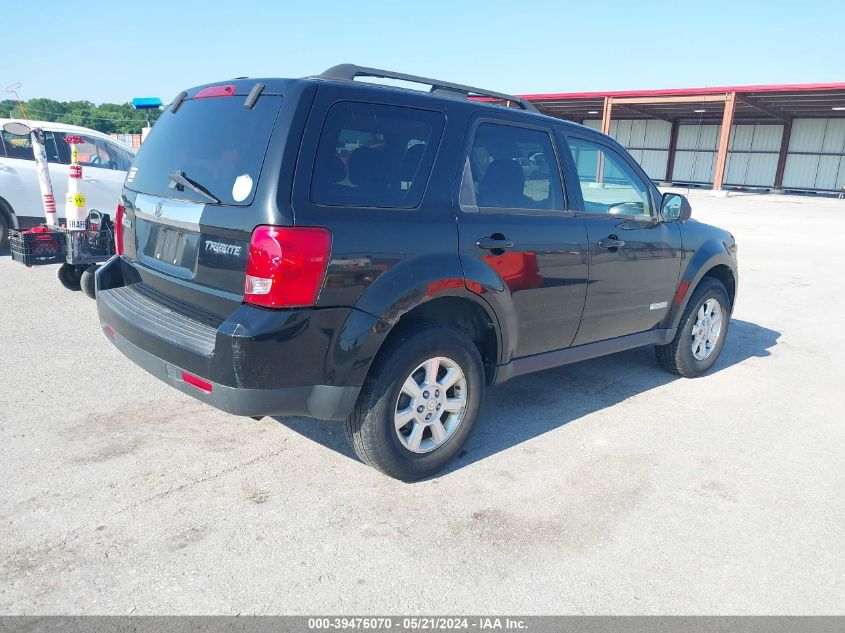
[115,204,125,255]
[244,226,332,308]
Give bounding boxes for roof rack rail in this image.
[312,64,539,113]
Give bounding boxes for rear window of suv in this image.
[310,102,444,209]
[125,94,283,206]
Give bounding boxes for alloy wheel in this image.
[691,297,723,361]
[394,356,468,454]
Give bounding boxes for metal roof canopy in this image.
[514,82,845,193]
[523,82,845,122]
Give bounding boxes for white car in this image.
[0,119,135,249]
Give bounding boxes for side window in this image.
[97,140,132,171]
[0,130,65,163]
[311,102,445,209]
[567,137,652,217]
[72,135,111,169]
[1,130,33,161]
[459,122,564,211]
[110,144,135,171]
[42,132,65,164]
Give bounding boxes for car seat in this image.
[347,147,389,196]
[479,159,529,208]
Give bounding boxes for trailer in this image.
[8,210,116,299]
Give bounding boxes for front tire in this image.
[656,277,730,377]
[344,326,485,481]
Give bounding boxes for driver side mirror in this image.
[661,192,692,222]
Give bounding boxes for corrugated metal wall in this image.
[581,118,845,191]
[674,124,720,184]
[725,124,782,187]
[782,119,845,191]
[583,120,785,188]
[598,120,673,181]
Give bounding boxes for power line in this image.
[24,110,151,123]
[4,107,155,124]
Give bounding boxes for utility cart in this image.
[8,210,116,299]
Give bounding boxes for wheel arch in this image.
[702,263,736,308]
[668,252,737,330]
[379,294,500,385]
[332,288,503,389]
[0,195,18,229]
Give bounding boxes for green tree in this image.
[2,98,161,134]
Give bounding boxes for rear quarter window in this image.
[310,102,445,209]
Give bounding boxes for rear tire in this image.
[656,277,730,377]
[344,325,485,481]
[57,263,84,291]
[80,265,98,299]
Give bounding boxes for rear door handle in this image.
[476,236,515,251]
[597,236,625,249]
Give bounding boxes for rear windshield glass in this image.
[310,102,444,209]
[125,95,283,206]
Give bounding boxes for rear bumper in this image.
[106,328,358,419]
[95,256,363,420]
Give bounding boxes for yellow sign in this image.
[73,193,86,207]
[71,147,78,163]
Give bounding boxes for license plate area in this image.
[154,226,187,265]
[137,221,199,279]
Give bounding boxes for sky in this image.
[5,0,844,104]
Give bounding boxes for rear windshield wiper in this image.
[168,170,221,204]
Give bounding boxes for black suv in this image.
[96,65,738,480]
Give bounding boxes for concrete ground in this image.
[0,192,843,615]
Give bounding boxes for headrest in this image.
[347,147,388,189]
[400,143,426,182]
